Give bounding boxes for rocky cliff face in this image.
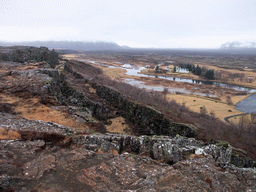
[0,55,256,191]
[49,71,111,121]
[50,62,195,137]
[96,85,195,137]
[1,112,256,191]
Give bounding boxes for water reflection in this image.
[122,64,133,69]
[124,79,217,97]
[175,68,190,73]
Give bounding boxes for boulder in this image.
[195,142,232,167]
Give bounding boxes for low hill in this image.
[0,46,59,68]
[220,41,256,49]
[0,41,130,51]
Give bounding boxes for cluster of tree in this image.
[179,63,215,80]
[0,46,59,68]
[204,69,215,80]
[179,63,202,75]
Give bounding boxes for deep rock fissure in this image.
[59,61,196,138]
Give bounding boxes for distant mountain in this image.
[220,41,256,49]
[0,41,130,51]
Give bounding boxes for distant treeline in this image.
[0,41,129,51]
[0,46,58,68]
[179,63,215,80]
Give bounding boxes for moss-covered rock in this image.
[195,142,232,167]
[48,70,111,120]
[231,153,256,168]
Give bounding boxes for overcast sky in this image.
[0,0,256,48]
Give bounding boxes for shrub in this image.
[18,130,66,143]
[200,106,207,116]
[226,95,233,105]
[210,110,215,118]
[0,103,15,114]
[204,70,215,80]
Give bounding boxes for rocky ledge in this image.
[1,112,256,191]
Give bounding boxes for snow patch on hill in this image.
[220,41,256,49]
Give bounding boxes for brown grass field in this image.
[166,94,247,122]
[63,53,255,124]
[0,61,91,131]
[105,116,131,134]
[0,94,90,130]
[0,128,21,140]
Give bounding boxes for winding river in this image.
[109,63,256,93]
[85,60,256,112]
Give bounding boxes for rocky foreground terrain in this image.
[0,47,256,191]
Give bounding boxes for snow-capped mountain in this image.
[220,41,256,49]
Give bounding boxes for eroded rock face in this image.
[0,112,72,135]
[52,61,196,137]
[96,85,196,137]
[23,154,55,179]
[49,71,111,121]
[0,113,256,191]
[195,143,232,167]
[1,139,256,192]
[231,154,256,168]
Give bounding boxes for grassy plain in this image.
[167,94,247,122]
[63,51,256,124]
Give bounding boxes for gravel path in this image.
[224,113,248,123]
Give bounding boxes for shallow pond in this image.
[235,93,256,113]
[84,59,256,112]
[85,60,256,93]
[175,68,190,73]
[124,79,217,97]
[115,64,256,93]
